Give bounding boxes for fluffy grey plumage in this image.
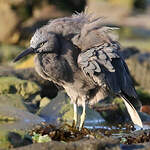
[14,12,143,128]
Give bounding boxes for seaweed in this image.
[29,122,150,145]
[29,122,92,142]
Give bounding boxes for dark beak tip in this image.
[13,58,19,63]
[13,47,34,63]
[13,54,23,63]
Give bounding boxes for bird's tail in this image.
[120,94,143,128]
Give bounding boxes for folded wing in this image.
[78,42,143,128]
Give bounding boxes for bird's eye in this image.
[39,42,44,47]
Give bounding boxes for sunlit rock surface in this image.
[38,91,103,126]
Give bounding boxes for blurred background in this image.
[0,0,150,148]
[0,0,150,93]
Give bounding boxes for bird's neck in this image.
[35,52,75,84]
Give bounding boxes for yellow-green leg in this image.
[79,101,86,130]
[72,103,78,128]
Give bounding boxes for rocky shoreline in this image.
[0,47,150,149]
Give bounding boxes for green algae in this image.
[0,76,40,99]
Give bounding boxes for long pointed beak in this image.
[13,47,35,62]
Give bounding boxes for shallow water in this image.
[1,105,150,138]
[84,119,150,138]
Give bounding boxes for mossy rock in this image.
[113,97,126,111]
[0,131,10,149]
[58,99,74,122]
[0,76,40,99]
[37,91,73,123]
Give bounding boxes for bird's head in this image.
[14,27,59,62]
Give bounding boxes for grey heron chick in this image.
[14,12,143,129]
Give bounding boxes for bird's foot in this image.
[72,120,77,129]
[79,122,84,131]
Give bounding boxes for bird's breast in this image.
[34,54,75,85]
[34,55,50,81]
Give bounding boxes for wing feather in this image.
[78,42,137,97]
[78,42,143,127]
[121,95,143,128]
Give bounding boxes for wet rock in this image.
[0,67,58,99]
[0,75,41,113]
[7,132,31,148]
[5,123,150,150]
[0,76,40,99]
[0,105,44,149]
[0,131,32,149]
[13,121,150,150]
[121,144,150,150]
[0,105,44,131]
[0,94,27,111]
[12,137,119,150]
[38,91,102,125]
